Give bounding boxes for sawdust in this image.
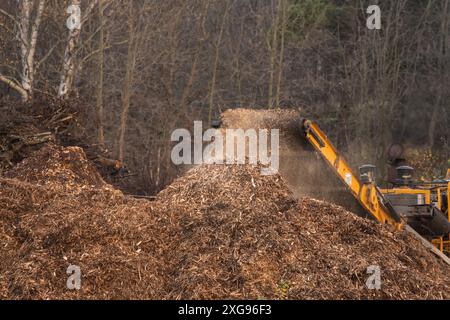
[221,108,369,216]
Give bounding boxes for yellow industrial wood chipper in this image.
[301,119,450,259]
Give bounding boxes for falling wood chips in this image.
[0,144,449,299]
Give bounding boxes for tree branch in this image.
[0,73,28,100]
[0,8,19,25]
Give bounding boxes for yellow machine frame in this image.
[302,119,450,258]
[380,188,431,205]
[302,120,403,230]
[381,185,450,254]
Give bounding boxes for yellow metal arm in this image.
[302,119,403,230]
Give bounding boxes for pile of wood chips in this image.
[221,108,369,215]
[0,144,166,299]
[0,143,449,299]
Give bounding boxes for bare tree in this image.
[427,0,449,147]
[275,0,287,107]
[58,0,98,98]
[0,0,45,101]
[96,0,105,146]
[267,0,280,109]
[117,1,142,163]
[208,0,231,124]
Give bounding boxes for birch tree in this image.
[58,0,98,98]
[0,0,45,101]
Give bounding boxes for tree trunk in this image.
[58,0,81,98]
[96,0,105,146]
[208,0,230,125]
[58,0,98,98]
[117,2,138,163]
[2,0,46,101]
[267,0,280,109]
[275,0,287,108]
[19,0,31,98]
[428,0,449,148]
